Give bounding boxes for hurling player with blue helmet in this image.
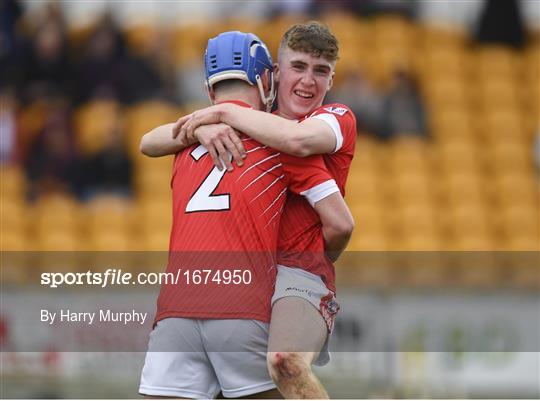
[139,31,351,399]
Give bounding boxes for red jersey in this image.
[277,103,357,292]
[156,101,338,323]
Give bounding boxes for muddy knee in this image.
[267,352,310,383]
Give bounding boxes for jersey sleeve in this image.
[280,153,339,207]
[307,103,357,154]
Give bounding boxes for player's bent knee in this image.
[267,351,310,384]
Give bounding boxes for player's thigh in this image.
[268,296,327,364]
[204,320,277,399]
[139,318,220,399]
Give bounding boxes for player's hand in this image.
[181,104,227,142]
[172,113,192,139]
[194,124,245,171]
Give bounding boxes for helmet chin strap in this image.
[255,74,275,113]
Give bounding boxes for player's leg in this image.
[267,265,339,399]
[204,320,282,399]
[267,297,328,399]
[139,318,221,399]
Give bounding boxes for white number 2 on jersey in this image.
[185,145,231,213]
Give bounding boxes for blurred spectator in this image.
[269,0,313,18]
[0,0,24,88]
[0,89,18,164]
[24,98,79,201]
[122,29,175,103]
[74,14,126,103]
[119,51,163,103]
[21,19,72,102]
[475,0,525,49]
[147,31,178,102]
[379,68,428,140]
[75,13,168,104]
[328,69,384,136]
[78,124,133,200]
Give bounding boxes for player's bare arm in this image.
[313,192,354,262]
[140,122,194,157]
[174,103,337,158]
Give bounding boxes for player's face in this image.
[275,47,335,119]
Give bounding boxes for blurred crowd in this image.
[2,2,151,201]
[0,0,534,203]
[0,0,427,203]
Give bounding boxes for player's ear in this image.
[206,82,216,104]
[327,71,335,92]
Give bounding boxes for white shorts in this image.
[139,318,275,399]
[271,265,340,367]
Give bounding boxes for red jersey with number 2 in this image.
[156,101,339,323]
[277,103,357,292]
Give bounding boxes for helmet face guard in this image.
[205,31,275,111]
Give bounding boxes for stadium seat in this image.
[373,15,414,45]
[33,194,80,230]
[90,230,132,252]
[137,198,172,233]
[172,23,216,66]
[125,101,182,158]
[475,46,521,80]
[74,100,122,156]
[135,163,174,200]
[444,201,492,240]
[1,198,26,233]
[424,78,470,111]
[139,227,171,252]
[497,204,539,241]
[389,171,434,206]
[436,142,482,178]
[476,79,521,111]
[388,136,429,169]
[422,26,467,52]
[483,109,528,142]
[0,165,26,201]
[36,230,80,251]
[421,48,468,81]
[347,230,389,252]
[1,227,28,252]
[488,140,532,174]
[431,108,478,141]
[85,196,135,252]
[493,172,538,208]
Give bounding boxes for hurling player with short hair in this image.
[171,21,357,398]
[139,31,353,399]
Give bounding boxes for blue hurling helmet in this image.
[205,31,275,111]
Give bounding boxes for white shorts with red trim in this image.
[139,318,275,399]
[270,265,340,366]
